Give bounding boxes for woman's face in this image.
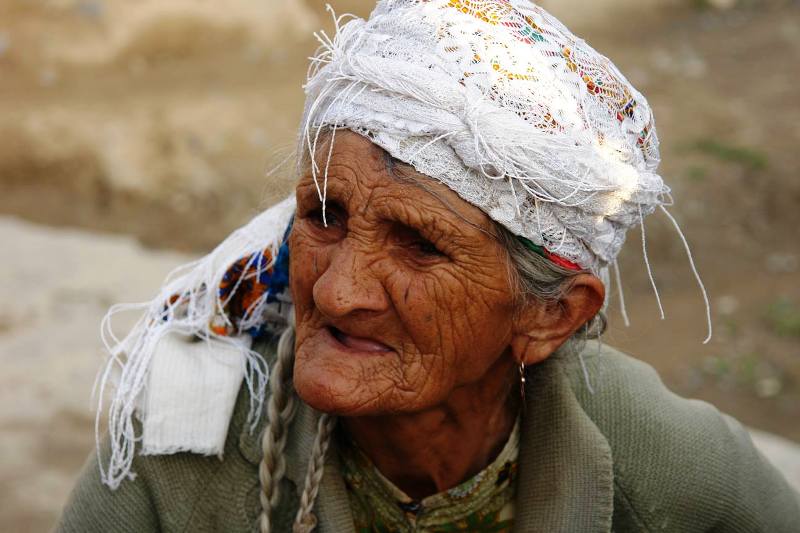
[290,130,522,416]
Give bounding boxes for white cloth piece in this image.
[141,332,250,457]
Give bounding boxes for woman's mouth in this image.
[327,326,393,353]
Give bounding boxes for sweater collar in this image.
[514,354,614,532]
[238,353,614,533]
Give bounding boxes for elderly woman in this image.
[58,1,799,532]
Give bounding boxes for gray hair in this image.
[258,317,336,533]
[496,224,607,346]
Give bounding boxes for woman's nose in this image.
[312,241,389,318]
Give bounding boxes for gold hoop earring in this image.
[519,362,526,408]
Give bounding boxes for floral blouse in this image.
[339,419,520,532]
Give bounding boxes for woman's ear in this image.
[509,274,605,366]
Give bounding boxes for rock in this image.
[766,252,799,274]
[716,294,740,315]
[750,430,800,492]
[707,0,737,10]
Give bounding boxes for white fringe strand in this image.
[659,205,713,344]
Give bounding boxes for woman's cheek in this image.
[289,236,328,299]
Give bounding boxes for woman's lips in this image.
[328,326,393,353]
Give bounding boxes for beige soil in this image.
[0,0,798,530]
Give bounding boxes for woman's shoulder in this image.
[561,341,737,490]
[58,403,262,532]
[558,341,800,532]
[56,338,283,532]
[562,341,723,433]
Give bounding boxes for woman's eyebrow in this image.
[295,175,351,206]
[297,157,490,242]
[378,202,479,245]
[295,180,321,202]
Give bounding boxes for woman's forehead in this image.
[298,130,495,232]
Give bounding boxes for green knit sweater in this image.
[56,341,800,532]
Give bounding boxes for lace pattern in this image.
[301,0,672,274]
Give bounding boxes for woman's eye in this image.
[308,206,341,227]
[310,208,326,225]
[415,240,445,257]
[391,224,448,262]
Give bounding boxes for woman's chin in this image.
[293,364,379,416]
[292,358,446,418]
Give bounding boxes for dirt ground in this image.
[1,0,798,530]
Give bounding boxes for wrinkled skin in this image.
[289,129,604,498]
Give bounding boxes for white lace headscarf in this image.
[301,0,710,334]
[305,0,665,273]
[96,0,711,491]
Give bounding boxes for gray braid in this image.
[259,325,299,533]
[292,414,338,533]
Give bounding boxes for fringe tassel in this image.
[659,205,713,344]
[639,204,665,320]
[612,259,631,327]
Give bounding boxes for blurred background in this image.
[1,0,798,529]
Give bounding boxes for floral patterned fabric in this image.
[162,217,293,340]
[339,418,520,532]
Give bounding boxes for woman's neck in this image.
[341,356,519,500]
